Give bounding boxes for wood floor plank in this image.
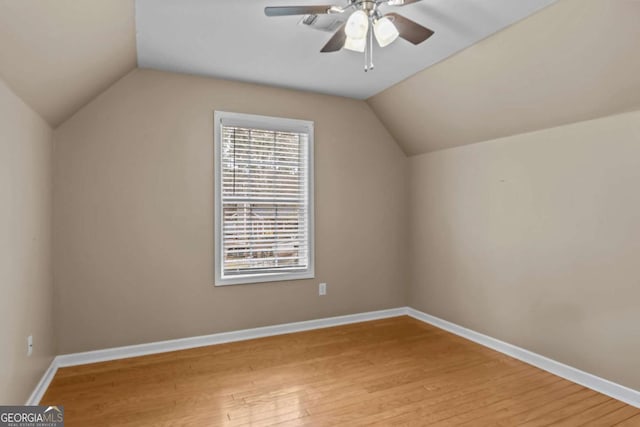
[615,414,640,426]
[40,316,638,426]
[462,381,585,426]
[582,405,640,426]
[516,393,613,426]
[367,371,560,426]
[550,399,627,426]
[306,366,542,426]
[443,376,574,426]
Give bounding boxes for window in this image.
[214,111,314,286]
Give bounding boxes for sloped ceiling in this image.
[368,0,640,155]
[0,0,136,127]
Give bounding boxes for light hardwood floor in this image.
[41,316,640,426]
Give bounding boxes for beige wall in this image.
[409,111,640,390]
[53,69,408,354]
[0,78,54,403]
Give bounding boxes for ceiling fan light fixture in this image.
[374,16,399,47]
[265,0,435,70]
[343,35,366,52]
[345,10,369,39]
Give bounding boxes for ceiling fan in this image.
[265,0,434,71]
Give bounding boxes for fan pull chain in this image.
[364,26,368,71]
[365,18,374,72]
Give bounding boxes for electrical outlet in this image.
[27,335,33,357]
[319,282,327,296]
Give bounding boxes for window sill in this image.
[214,270,315,286]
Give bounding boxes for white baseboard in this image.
[25,358,58,405]
[28,305,640,410]
[55,307,407,367]
[406,307,640,409]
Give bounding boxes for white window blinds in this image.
[215,112,314,285]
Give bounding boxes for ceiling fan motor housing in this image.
[359,1,378,14]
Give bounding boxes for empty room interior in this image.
[2,0,640,425]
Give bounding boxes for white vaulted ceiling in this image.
[135,0,557,99]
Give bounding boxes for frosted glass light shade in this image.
[344,36,366,52]
[345,10,368,40]
[374,17,399,47]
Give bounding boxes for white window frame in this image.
[214,111,315,286]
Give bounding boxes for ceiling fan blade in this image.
[386,0,423,5]
[265,5,333,16]
[385,12,434,44]
[320,23,346,52]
